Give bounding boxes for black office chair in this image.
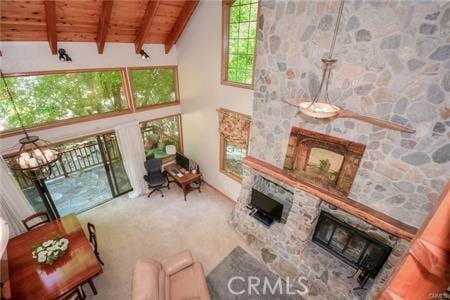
[143,159,169,198]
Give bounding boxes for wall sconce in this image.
[58,48,72,62]
[140,49,150,60]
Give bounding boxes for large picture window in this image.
[0,70,129,132]
[222,0,259,88]
[218,108,251,181]
[141,114,182,160]
[129,67,179,109]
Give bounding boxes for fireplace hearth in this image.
[313,211,392,279]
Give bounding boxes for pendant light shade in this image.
[1,70,60,179]
[11,135,60,179]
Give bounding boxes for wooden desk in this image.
[7,214,102,300]
[164,163,202,201]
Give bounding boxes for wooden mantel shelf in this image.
[243,156,418,241]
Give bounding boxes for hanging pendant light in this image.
[285,0,415,133]
[296,0,344,119]
[1,70,60,179]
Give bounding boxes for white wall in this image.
[0,42,180,153]
[0,42,177,72]
[176,1,254,201]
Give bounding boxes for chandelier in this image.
[1,70,60,179]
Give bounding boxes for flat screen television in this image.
[250,189,283,222]
[176,152,190,170]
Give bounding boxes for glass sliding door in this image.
[45,136,115,216]
[5,133,132,217]
[100,133,132,197]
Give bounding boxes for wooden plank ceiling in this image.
[0,0,199,54]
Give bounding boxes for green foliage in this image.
[141,116,180,151]
[130,68,176,108]
[319,159,331,174]
[0,71,126,131]
[227,0,258,85]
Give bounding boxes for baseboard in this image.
[202,180,236,203]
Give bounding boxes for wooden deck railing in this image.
[6,125,177,189]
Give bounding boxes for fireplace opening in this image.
[312,211,392,278]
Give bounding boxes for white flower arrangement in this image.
[32,236,69,265]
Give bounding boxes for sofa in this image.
[131,250,211,300]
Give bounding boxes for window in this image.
[218,108,251,181]
[141,115,182,160]
[222,0,259,88]
[224,139,247,177]
[0,70,129,132]
[129,67,179,109]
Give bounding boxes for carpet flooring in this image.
[207,247,303,300]
[77,184,251,299]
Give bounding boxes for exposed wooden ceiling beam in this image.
[44,0,57,54]
[96,0,114,54]
[164,0,199,54]
[134,0,160,54]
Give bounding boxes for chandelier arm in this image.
[324,65,334,105]
[309,66,329,109]
[328,0,345,59]
[0,70,30,139]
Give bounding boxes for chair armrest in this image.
[161,250,193,276]
[192,262,211,300]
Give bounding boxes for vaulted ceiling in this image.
[0,0,199,54]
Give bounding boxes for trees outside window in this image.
[222,0,259,88]
[141,115,182,160]
[129,67,178,109]
[0,70,128,132]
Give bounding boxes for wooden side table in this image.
[164,163,202,201]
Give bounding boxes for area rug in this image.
[206,247,304,300]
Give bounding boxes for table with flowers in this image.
[6,214,103,300]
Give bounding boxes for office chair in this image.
[143,159,169,198]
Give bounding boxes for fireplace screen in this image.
[312,211,392,278]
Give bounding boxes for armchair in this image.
[131,250,210,300]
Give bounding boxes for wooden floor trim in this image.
[202,180,236,204]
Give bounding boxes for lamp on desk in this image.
[165,145,176,156]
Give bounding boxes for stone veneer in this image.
[230,165,410,299]
[249,0,450,228]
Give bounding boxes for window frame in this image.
[139,113,184,164]
[0,66,181,138]
[128,65,180,112]
[221,0,260,90]
[218,109,251,182]
[0,68,132,138]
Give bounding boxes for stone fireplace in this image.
[230,155,414,299]
[230,0,449,298]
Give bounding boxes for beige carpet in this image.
[77,184,250,299]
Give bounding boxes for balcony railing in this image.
[5,137,122,189]
[5,124,177,190]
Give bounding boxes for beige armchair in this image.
[131,250,211,300]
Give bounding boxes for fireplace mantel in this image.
[243,156,417,240]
